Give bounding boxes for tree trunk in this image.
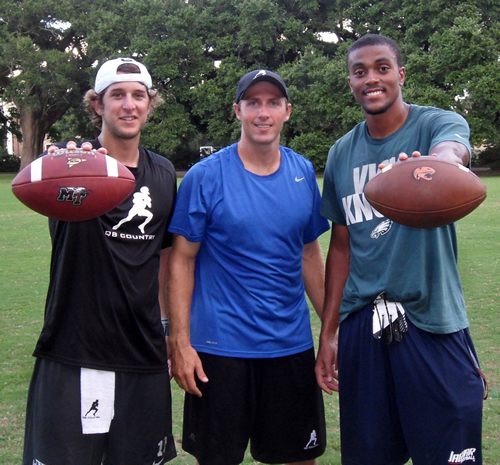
[19,108,48,170]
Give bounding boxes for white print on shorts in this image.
[304,430,319,450]
[448,448,476,463]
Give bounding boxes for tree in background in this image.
[332,0,500,157]
[1,0,499,170]
[0,1,97,168]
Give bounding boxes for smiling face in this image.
[347,44,406,117]
[233,81,291,149]
[94,80,152,141]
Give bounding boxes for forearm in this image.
[387,141,471,172]
[429,141,470,166]
[315,224,349,393]
[167,250,196,347]
[302,239,326,319]
[320,225,350,342]
[167,235,208,394]
[158,247,171,320]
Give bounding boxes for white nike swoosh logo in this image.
[295,177,305,182]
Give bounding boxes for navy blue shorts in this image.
[182,348,326,465]
[338,306,484,465]
[24,358,176,465]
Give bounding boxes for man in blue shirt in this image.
[168,69,329,465]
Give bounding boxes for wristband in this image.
[161,318,169,336]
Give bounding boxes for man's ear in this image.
[93,99,104,116]
[399,66,406,87]
[233,102,242,121]
[284,103,292,122]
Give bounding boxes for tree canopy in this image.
[1,0,499,169]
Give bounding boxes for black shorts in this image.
[182,348,326,465]
[338,306,484,465]
[24,358,176,465]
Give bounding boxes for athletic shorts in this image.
[182,348,326,465]
[338,306,484,465]
[23,358,176,465]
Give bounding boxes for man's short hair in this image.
[346,34,403,69]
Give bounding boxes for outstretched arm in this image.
[315,223,350,394]
[167,234,208,396]
[381,141,470,169]
[428,140,470,165]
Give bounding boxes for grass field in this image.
[1,172,499,464]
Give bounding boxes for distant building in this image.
[199,146,221,159]
[1,101,21,157]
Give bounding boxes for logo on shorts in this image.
[33,460,46,465]
[84,399,100,418]
[304,430,319,450]
[448,448,476,463]
[152,436,169,465]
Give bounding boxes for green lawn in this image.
[0,173,498,464]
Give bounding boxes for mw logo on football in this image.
[52,148,97,159]
[57,186,89,205]
[67,157,89,168]
[413,166,436,181]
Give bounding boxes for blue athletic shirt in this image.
[169,143,330,357]
[321,105,472,334]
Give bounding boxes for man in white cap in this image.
[23,58,177,465]
[168,69,329,465]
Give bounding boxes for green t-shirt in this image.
[321,104,472,334]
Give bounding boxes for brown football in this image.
[12,148,136,222]
[364,157,487,228]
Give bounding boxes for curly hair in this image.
[83,62,164,128]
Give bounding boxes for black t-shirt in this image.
[33,140,177,373]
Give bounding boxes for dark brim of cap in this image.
[235,70,289,102]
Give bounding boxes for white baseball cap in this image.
[94,57,152,94]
